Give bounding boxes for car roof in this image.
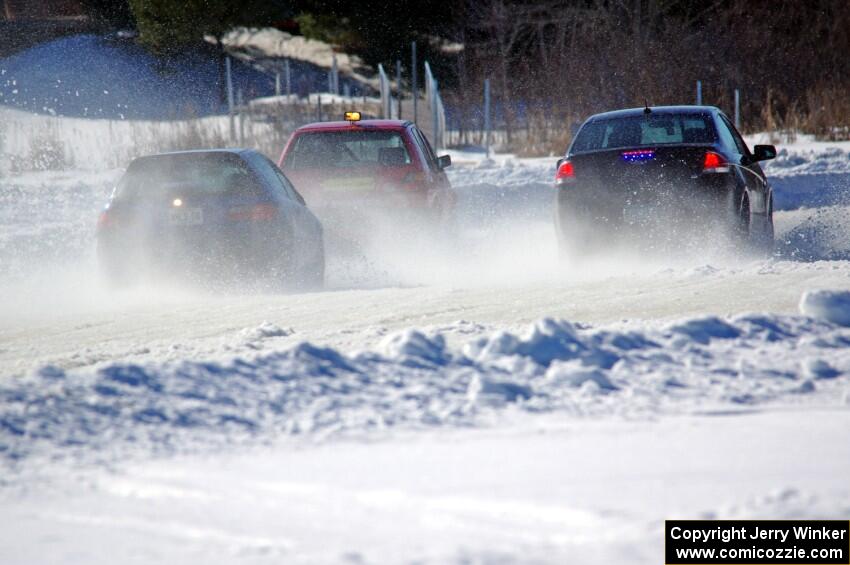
[294,119,413,133]
[585,105,721,123]
[134,148,256,160]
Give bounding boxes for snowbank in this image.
[800,290,850,327]
[746,134,850,210]
[0,34,274,119]
[775,205,850,261]
[2,309,847,470]
[223,27,378,91]
[0,169,119,282]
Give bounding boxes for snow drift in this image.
[0,34,274,120]
[800,289,850,327]
[2,306,848,472]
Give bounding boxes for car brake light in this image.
[621,149,655,162]
[555,160,575,184]
[402,171,426,186]
[228,203,278,222]
[97,210,113,229]
[703,151,730,173]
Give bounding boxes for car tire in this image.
[302,242,325,290]
[259,220,298,292]
[98,247,132,289]
[557,222,605,262]
[101,262,131,288]
[749,195,775,256]
[733,192,750,242]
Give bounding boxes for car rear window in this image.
[117,153,262,200]
[571,113,716,153]
[284,130,411,170]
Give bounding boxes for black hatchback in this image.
[97,149,325,289]
[554,105,776,255]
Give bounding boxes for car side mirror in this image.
[437,155,452,169]
[752,144,776,162]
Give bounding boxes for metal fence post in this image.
[237,88,244,146]
[395,59,402,119]
[378,63,391,118]
[696,80,702,105]
[411,41,417,124]
[734,89,741,129]
[436,91,445,150]
[432,77,438,149]
[331,54,339,95]
[425,62,439,149]
[484,78,491,157]
[226,56,235,141]
[285,59,291,96]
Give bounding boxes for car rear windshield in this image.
[284,130,412,170]
[571,113,717,153]
[117,153,262,200]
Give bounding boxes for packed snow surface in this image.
[2,310,849,472]
[800,290,850,327]
[3,411,849,564]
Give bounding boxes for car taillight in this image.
[402,171,427,186]
[97,210,113,229]
[228,203,278,222]
[703,151,730,173]
[555,160,575,184]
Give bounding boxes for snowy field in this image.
[1,132,850,563]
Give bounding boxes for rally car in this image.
[554,105,776,255]
[97,149,325,289]
[278,112,455,227]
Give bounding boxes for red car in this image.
[277,113,455,223]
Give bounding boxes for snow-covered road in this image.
[4,411,850,564]
[1,139,850,564]
[2,144,850,378]
[2,255,850,379]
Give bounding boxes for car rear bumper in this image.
[555,174,734,228]
[97,223,288,281]
[308,186,432,211]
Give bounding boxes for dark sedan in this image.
[554,105,776,256]
[97,149,324,289]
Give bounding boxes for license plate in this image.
[169,207,204,226]
[623,205,656,224]
[322,176,374,192]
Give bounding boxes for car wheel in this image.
[98,248,132,289]
[258,221,298,292]
[734,192,750,241]
[749,195,775,256]
[557,219,607,261]
[101,262,131,288]
[302,243,325,290]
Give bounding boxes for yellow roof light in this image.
[344,111,361,122]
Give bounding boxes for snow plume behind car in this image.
[320,192,562,289]
[1,148,850,328]
[319,160,751,292]
[96,150,325,292]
